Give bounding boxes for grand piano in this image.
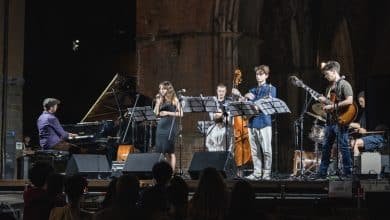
[63,73,153,160]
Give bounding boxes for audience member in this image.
[188,167,228,220]
[227,180,257,220]
[139,161,173,220]
[49,174,92,220]
[23,161,54,220]
[46,173,66,208]
[95,174,141,220]
[167,175,189,220]
[100,177,118,209]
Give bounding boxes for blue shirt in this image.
[37,111,69,149]
[247,83,277,129]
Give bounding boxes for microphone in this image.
[177,88,186,94]
[154,93,161,101]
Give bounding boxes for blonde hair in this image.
[159,81,178,104]
[254,65,270,75]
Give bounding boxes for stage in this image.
[1,177,389,219]
[1,176,388,196]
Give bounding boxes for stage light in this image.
[72,40,80,51]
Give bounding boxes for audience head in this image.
[167,175,189,206]
[358,91,365,108]
[101,177,118,208]
[167,175,189,219]
[189,167,228,220]
[46,173,65,197]
[114,174,140,207]
[64,174,87,204]
[152,161,173,185]
[28,161,54,188]
[230,180,255,213]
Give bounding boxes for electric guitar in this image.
[290,76,358,126]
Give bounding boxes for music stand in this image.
[226,101,260,117]
[254,97,291,178]
[254,97,291,115]
[226,101,259,155]
[126,106,157,152]
[182,96,219,113]
[182,96,219,151]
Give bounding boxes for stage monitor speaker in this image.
[122,153,165,179]
[381,154,390,174]
[188,151,237,180]
[65,154,111,179]
[357,152,382,175]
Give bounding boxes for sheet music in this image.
[254,97,291,115]
[226,101,259,117]
[127,106,157,122]
[181,96,219,113]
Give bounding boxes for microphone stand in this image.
[294,90,312,180]
[122,94,140,143]
[168,91,184,175]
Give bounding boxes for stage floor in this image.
[1,176,389,197]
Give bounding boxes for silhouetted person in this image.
[228,180,259,220]
[46,173,66,208]
[23,161,54,220]
[100,177,118,209]
[95,174,141,220]
[139,161,173,220]
[188,167,228,220]
[49,174,92,220]
[167,175,189,220]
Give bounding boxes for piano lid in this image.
[81,73,138,122]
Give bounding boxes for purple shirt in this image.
[37,111,69,149]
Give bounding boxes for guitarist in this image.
[315,61,354,179]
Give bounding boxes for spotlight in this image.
[72,40,80,51]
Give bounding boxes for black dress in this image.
[156,102,177,153]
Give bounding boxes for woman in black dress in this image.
[154,81,183,169]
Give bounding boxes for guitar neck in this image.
[299,83,321,101]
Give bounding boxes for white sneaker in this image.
[245,173,262,181]
[262,175,271,180]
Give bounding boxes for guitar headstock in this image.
[289,75,303,87]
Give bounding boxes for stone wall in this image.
[0,0,25,178]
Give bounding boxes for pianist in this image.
[37,98,78,151]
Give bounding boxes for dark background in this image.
[23,1,136,144]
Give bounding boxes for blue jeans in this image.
[319,124,352,175]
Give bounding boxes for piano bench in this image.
[33,150,70,173]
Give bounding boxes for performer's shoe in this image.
[245,173,262,181]
[310,172,327,180]
[262,175,271,180]
[262,170,271,180]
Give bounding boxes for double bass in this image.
[232,69,252,166]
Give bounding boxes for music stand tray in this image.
[181,96,219,113]
[254,97,291,115]
[127,106,157,122]
[226,101,260,117]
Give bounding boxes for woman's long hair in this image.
[160,81,178,104]
[188,167,228,220]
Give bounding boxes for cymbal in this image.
[306,111,326,122]
[312,103,326,118]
